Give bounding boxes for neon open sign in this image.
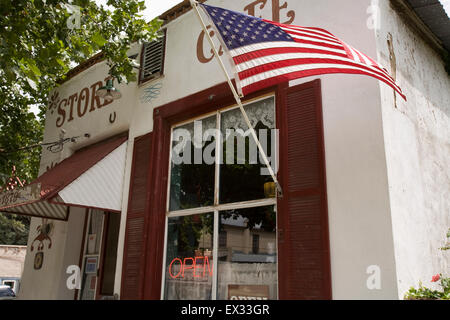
[168,256,213,279]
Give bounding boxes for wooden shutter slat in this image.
[278,79,331,300]
[121,133,152,300]
[144,46,162,57]
[140,34,165,82]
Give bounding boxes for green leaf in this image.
[28,62,41,78]
[91,31,107,47]
[56,58,66,67]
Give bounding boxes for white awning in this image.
[0,134,128,220]
[58,142,127,211]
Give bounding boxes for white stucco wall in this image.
[19,218,67,299]
[19,208,86,299]
[375,0,450,298]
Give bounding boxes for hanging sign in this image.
[168,256,213,280]
[0,183,41,209]
[85,257,98,274]
[33,252,44,270]
[228,285,270,300]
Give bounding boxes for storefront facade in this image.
[2,0,448,300]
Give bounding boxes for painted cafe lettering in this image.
[244,0,295,24]
[48,78,113,128]
[196,0,296,63]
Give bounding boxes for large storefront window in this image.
[163,96,278,300]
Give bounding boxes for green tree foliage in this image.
[0,213,29,245]
[0,0,162,244]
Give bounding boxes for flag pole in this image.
[190,0,283,198]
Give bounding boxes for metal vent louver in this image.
[140,35,165,81]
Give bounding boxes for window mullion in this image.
[212,210,219,300]
[166,198,276,217]
[212,111,220,300]
[214,111,221,206]
[166,206,214,217]
[165,129,174,213]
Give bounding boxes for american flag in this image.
[199,3,406,100]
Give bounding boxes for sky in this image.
[141,0,185,20]
[95,0,184,21]
[441,0,450,16]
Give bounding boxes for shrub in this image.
[404,274,450,300]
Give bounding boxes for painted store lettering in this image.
[52,78,113,128]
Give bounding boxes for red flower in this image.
[431,274,440,282]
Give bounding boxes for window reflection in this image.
[169,116,216,211]
[217,206,277,300]
[164,213,214,300]
[220,98,276,204]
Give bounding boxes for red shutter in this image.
[277,79,331,299]
[121,133,152,299]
